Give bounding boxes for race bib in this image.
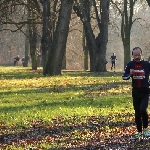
[133,70,145,79]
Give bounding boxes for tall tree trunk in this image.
[24,24,30,67]
[41,0,51,74]
[62,50,66,69]
[81,0,97,71]
[123,37,131,67]
[73,0,110,72]
[121,0,135,68]
[83,27,88,70]
[27,0,38,70]
[84,22,97,72]
[96,0,109,72]
[45,0,74,76]
[29,24,37,70]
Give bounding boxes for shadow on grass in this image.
[0,70,139,149]
[0,115,150,149]
[0,81,131,114]
[62,71,123,77]
[0,67,43,80]
[0,69,122,80]
[0,79,131,96]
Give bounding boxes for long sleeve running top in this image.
[122,60,150,88]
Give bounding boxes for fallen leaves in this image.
[0,69,149,149]
[0,114,150,149]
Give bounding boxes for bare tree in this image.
[110,0,147,68]
[0,0,43,69]
[44,0,74,75]
[73,0,110,72]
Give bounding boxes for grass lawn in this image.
[0,66,149,149]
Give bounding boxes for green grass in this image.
[0,67,132,126]
[0,66,146,149]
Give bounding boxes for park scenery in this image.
[0,67,150,149]
[2,1,150,149]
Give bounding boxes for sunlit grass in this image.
[0,66,145,149]
[0,67,134,126]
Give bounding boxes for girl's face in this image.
[132,49,142,62]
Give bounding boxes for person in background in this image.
[14,55,20,66]
[122,47,150,140]
[21,57,25,67]
[110,53,117,71]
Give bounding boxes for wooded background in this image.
[0,0,150,73]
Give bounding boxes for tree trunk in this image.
[24,24,30,67]
[45,0,74,76]
[29,24,37,70]
[96,0,109,72]
[81,0,97,72]
[121,0,134,68]
[83,21,97,72]
[27,0,38,70]
[62,50,66,69]
[41,0,51,74]
[30,26,37,70]
[83,27,88,71]
[73,0,110,72]
[123,38,131,67]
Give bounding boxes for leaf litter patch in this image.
[0,114,150,149]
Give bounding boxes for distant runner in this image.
[110,53,117,71]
